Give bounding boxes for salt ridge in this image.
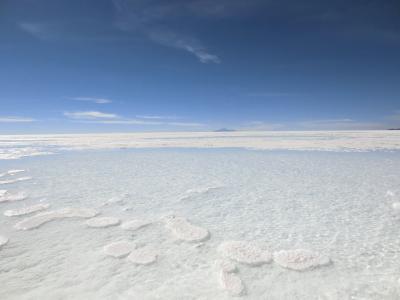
[4,203,50,217]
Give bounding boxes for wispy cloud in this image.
[247,92,300,97]
[136,115,179,120]
[0,116,36,123]
[64,111,119,119]
[69,97,112,104]
[18,22,51,40]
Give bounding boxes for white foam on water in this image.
[121,219,152,231]
[164,215,209,242]
[273,249,331,271]
[103,241,136,258]
[0,235,8,248]
[14,207,99,230]
[127,247,157,265]
[0,176,32,185]
[4,203,50,217]
[219,270,246,297]
[86,217,120,228]
[218,241,272,266]
[0,191,28,203]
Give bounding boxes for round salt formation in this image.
[127,247,157,265]
[4,203,50,217]
[121,219,151,231]
[164,215,209,243]
[219,270,245,297]
[215,259,238,273]
[218,241,272,266]
[0,235,8,248]
[392,202,400,211]
[14,207,98,230]
[86,217,120,228]
[0,191,27,203]
[104,241,136,258]
[273,249,331,271]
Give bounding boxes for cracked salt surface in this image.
[1,148,400,299]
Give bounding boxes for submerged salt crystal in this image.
[86,217,120,228]
[219,270,245,297]
[104,241,136,258]
[164,215,209,242]
[14,207,99,230]
[0,235,8,248]
[218,241,272,266]
[0,191,27,203]
[121,219,152,231]
[4,203,50,217]
[127,247,157,265]
[273,249,331,271]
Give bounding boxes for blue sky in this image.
[1,0,400,133]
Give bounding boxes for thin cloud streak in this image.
[64,111,119,119]
[70,97,112,104]
[0,116,36,123]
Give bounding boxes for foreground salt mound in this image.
[0,191,27,203]
[14,207,99,230]
[219,270,245,297]
[4,203,50,217]
[164,215,209,242]
[0,176,32,185]
[218,241,272,266]
[127,247,157,265]
[121,219,152,231]
[104,241,136,258]
[86,217,120,228]
[273,249,331,271]
[0,235,8,248]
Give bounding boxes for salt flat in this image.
[0,132,400,299]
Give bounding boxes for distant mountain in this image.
[388,128,400,130]
[214,128,236,132]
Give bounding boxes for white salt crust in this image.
[14,207,99,230]
[164,216,209,242]
[0,235,8,248]
[86,217,120,228]
[0,191,28,203]
[7,169,25,175]
[219,270,246,297]
[218,241,272,266]
[103,241,136,258]
[273,249,331,271]
[392,202,400,211]
[4,203,50,217]
[127,247,157,265]
[121,219,152,231]
[0,176,32,185]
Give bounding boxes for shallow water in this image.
[1,148,400,299]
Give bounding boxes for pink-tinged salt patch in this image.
[164,215,209,242]
[86,217,120,228]
[0,235,8,248]
[121,219,152,231]
[218,241,272,266]
[4,203,50,217]
[273,249,331,271]
[14,207,99,230]
[0,191,28,203]
[215,259,238,273]
[219,270,246,297]
[103,241,136,258]
[0,176,32,185]
[127,247,157,265]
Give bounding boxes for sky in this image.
[0,0,400,133]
